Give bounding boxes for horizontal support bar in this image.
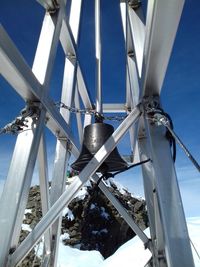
[102,103,127,113]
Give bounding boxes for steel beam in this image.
[127,5,145,77]
[0,26,79,156]
[38,133,51,255]
[49,1,83,263]
[92,174,151,248]
[9,106,141,266]
[60,3,93,110]
[95,0,102,114]
[75,88,83,144]
[141,0,185,97]
[69,0,82,43]
[76,65,93,110]
[139,118,195,267]
[0,111,46,267]
[102,103,126,113]
[49,141,71,266]
[120,1,141,162]
[49,58,78,267]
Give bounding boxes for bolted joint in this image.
[128,50,135,58]
[66,53,77,64]
[22,101,42,118]
[37,0,59,14]
[66,139,73,152]
[47,0,60,14]
[142,95,160,112]
[0,101,43,135]
[142,96,173,128]
[128,0,142,10]
[142,96,162,125]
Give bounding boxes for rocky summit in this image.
[19,178,148,266]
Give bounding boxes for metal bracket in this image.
[66,53,77,64]
[128,50,135,58]
[0,101,42,135]
[142,96,163,125]
[128,0,142,10]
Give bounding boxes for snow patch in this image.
[67,209,75,221]
[56,217,200,267]
[62,207,69,216]
[101,228,151,267]
[24,209,32,214]
[57,242,104,267]
[60,233,70,241]
[34,240,44,258]
[100,207,109,220]
[75,186,88,200]
[90,203,96,210]
[21,224,32,232]
[62,207,75,221]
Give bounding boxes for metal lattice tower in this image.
[0,0,195,266]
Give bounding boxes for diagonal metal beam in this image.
[60,4,93,110]
[140,117,195,267]
[0,25,79,156]
[141,0,185,97]
[127,6,145,78]
[9,105,142,266]
[92,174,151,248]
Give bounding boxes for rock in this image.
[17,181,148,265]
[62,182,148,258]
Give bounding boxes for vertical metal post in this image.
[0,7,63,266]
[95,0,102,114]
[75,87,83,144]
[0,111,45,267]
[49,59,77,267]
[139,114,195,267]
[38,133,51,258]
[120,0,140,162]
[49,1,83,265]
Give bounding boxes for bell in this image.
[71,123,127,173]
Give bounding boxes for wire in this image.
[190,237,200,261]
[95,159,151,186]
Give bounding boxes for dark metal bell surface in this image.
[71,123,127,173]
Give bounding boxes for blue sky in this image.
[0,0,200,217]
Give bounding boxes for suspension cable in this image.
[152,110,200,172]
[190,237,200,261]
[95,158,151,186]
